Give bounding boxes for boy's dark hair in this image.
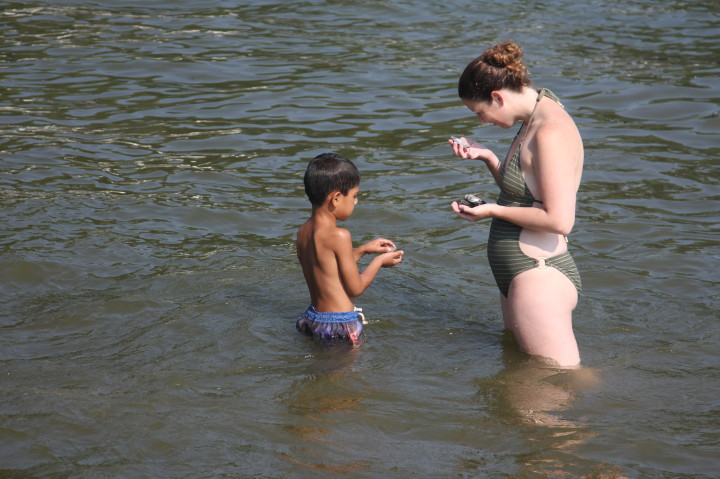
[304,153,360,206]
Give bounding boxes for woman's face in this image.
[462,92,513,129]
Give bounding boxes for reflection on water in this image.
[484,334,597,428]
[479,333,615,476]
[1,0,719,477]
[280,341,367,474]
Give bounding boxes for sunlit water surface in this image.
[1,0,719,477]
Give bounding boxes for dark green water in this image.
[1,1,719,477]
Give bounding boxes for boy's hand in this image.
[379,250,403,267]
[363,237,397,254]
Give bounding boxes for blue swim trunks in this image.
[296,305,364,343]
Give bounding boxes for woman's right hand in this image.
[447,138,498,164]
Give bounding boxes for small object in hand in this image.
[450,136,470,148]
[457,194,486,207]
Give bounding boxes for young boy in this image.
[296,152,404,343]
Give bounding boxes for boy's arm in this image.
[336,231,402,297]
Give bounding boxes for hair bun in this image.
[458,41,532,101]
[482,41,524,69]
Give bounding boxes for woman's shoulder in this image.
[530,105,583,162]
[537,99,579,138]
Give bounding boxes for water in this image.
[1,0,719,477]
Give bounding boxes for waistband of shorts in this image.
[303,305,360,323]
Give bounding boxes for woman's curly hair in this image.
[458,41,532,102]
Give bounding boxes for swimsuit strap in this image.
[507,89,546,176]
[518,88,547,146]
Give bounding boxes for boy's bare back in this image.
[297,214,356,313]
[297,153,402,316]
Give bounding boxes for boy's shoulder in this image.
[315,222,352,245]
[299,216,352,245]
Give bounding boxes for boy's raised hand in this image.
[363,237,397,254]
[379,249,404,268]
[354,238,403,265]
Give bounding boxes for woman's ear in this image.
[491,91,504,107]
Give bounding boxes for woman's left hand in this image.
[451,201,493,222]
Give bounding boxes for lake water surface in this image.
[1,0,719,477]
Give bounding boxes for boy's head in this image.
[304,153,360,206]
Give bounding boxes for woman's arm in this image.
[448,138,502,186]
[453,125,581,235]
[525,123,581,234]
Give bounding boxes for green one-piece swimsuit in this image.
[487,88,582,298]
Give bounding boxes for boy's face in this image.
[333,186,360,221]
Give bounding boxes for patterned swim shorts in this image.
[296,305,365,344]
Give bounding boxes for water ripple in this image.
[1,1,719,477]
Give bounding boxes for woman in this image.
[449,41,584,367]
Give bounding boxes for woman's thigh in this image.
[505,267,580,366]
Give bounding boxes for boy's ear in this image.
[327,190,342,208]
